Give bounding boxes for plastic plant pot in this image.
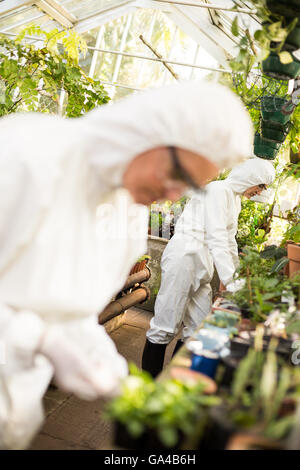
[262,52,300,80]
[266,1,300,19]
[286,25,300,50]
[254,134,280,150]
[287,242,300,277]
[254,134,280,160]
[261,96,294,126]
[254,145,278,160]
[261,120,290,143]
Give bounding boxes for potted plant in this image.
[262,51,300,80]
[280,211,300,278]
[287,241,300,277]
[204,345,300,449]
[254,133,281,159]
[225,247,299,323]
[204,310,240,338]
[105,364,220,450]
[261,96,294,125]
[261,120,290,142]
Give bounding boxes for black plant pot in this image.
[262,335,294,361]
[114,422,148,449]
[240,306,251,319]
[261,120,290,143]
[201,406,238,450]
[114,422,183,450]
[220,353,244,388]
[267,1,300,19]
[262,52,300,80]
[230,336,250,358]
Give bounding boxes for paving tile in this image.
[30,309,179,450]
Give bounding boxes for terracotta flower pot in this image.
[287,242,300,278]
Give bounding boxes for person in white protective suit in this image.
[142,158,275,377]
[0,80,253,449]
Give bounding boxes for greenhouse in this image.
[0,0,300,454]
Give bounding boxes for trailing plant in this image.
[0,26,110,118]
[230,1,299,78]
[105,363,220,448]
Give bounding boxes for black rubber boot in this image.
[172,339,184,358]
[142,339,167,378]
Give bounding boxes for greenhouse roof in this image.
[0,1,260,65]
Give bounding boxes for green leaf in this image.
[278,51,293,65]
[271,257,289,274]
[231,16,240,37]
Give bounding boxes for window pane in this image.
[81,8,218,100]
[58,0,123,20]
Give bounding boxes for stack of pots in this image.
[254,96,294,160]
[263,1,300,80]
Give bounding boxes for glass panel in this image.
[81,8,218,101]
[58,0,123,20]
[8,15,61,35]
[0,6,43,32]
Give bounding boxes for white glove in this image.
[39,323,128,401]
[225,279,246,293]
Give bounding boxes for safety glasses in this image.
[168,145,203,190]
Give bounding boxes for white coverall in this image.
[0,80,253,449]
[147,158,276,344]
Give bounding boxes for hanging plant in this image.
[229,1,299,78]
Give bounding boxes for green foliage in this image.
[229,1,299,77]
[280,205,300,246]
[226,247,299,322]
[237,199,273,250]
[105,363,220,448]
[149,196,189,238]
[224,345,300,440]
[206,310,240,329]
[0,26,109,117]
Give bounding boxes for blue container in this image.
[187,339,221,379]
[190,349,219,379]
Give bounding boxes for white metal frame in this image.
[152,0,256,14]
[87,45,232,73]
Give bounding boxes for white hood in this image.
[80,80,253,197]
[225,157,276,195]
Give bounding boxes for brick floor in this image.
[29,308,178,450]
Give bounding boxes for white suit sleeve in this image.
[228,225,240,270]
[204,186,237,286]
[0,305,53,450]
